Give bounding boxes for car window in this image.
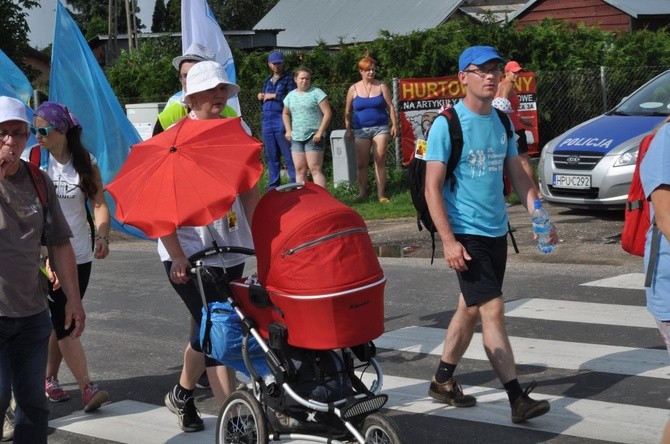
[615,71,670,116]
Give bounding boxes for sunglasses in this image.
[30,125,56,137]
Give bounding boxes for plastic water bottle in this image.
[531,200,555,254]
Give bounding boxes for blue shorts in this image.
[354,125,389,139]
[291,138,324,153]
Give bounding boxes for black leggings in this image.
[48,262,92,339]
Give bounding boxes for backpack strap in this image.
[24,160,49,246]
[442,108,463,192]
[24,160,47,209]
[494,107,514,140]
[645,218,659,288]
[493,108,519,253]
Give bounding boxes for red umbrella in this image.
[106,117,262,238]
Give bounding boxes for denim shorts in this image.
[291,138,324,153]
[354,125,390,139]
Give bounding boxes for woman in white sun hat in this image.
[158,61,259,433]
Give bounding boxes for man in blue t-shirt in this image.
[258,51,296,189]
[424,46,557,424]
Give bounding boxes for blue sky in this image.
[25,0,154,49]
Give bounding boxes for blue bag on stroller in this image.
[200,300,269,376]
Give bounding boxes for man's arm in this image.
[425,161,471,271]
[49,241,85,337]
[650,185,670,241]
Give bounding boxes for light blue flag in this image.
[181,0,241,115]
[0,48,33,104]
[50,1,147,239]
[0,51,40,152]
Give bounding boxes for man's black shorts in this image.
[454,234,507,306]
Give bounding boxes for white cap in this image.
[172,43,215,70]
[0,96,30,125]
[492,97,513,114]
[184,61,241,99]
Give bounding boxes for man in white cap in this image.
[153,43,239,136]
[0,96,84,443]
[424,46,556,423]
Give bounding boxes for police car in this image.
[538,69,670,209]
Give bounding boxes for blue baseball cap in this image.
[458,46,505,72]
[268,51,284,63]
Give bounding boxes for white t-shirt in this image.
[157,196,253,269]
[46,153,96,264]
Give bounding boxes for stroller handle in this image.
[188,245,255,264]
[274,181,305,192]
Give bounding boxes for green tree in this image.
[0,0,39,63]
[105,35,181,103]
[164,0,180,32]
[64,0,144,37]
[151,0,167,32]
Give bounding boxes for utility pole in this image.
[131,0,139,50]
[108,0,118,63]
[123,0,135,54]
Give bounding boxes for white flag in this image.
[181,0,241,115]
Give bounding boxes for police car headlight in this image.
[613,146,638,167]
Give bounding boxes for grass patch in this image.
[257,165,416,220]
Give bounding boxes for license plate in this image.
[552,174,591,189]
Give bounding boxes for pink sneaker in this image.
[82,382,110,413]
[45,377,70,402]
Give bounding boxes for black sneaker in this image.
[511,381,550,423]
[428,377,476,407]
[164,388,204,432]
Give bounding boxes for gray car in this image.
[538,70,670,210]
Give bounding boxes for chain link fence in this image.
[126,66,667,176]
[534,65,667,148]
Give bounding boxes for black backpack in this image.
[408,106,516,263]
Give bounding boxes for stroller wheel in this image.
[362,412,405,444]
[216,390,268,444]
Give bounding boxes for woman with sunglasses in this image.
[29,101,111,412]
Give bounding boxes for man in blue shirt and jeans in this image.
[258,51,296,189]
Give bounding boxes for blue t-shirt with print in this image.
[424,101,517,237]
[640,122,670,321]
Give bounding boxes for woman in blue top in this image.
[282,66,332,188]
[344,55,397,203]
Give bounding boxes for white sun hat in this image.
[184,61,241,100]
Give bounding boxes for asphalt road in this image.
[39,205,666,443]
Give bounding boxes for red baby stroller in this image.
[188,183,404,444]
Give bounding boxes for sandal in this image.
[378,197,390,204]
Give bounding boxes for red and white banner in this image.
[398,73,539,165]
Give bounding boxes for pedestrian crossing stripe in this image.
[49,378,667,444]
[505,297,655,328]
[49,400,218,443]
[376,375,667,444]
[376,325,669,379]
[581,272,645,290]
